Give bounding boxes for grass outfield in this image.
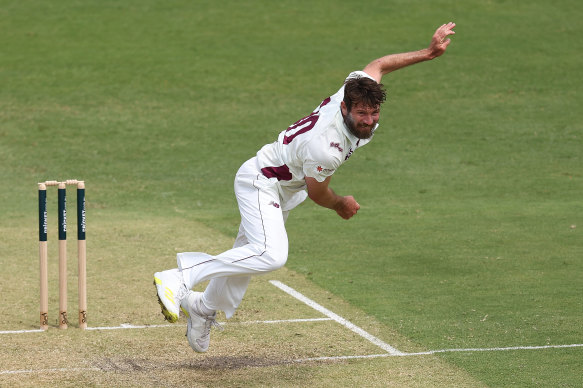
[1,0,582,386]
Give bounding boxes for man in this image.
[154,22,456,353]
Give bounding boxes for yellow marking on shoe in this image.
[165,286,174,297]
[154,277,162,285]
[155,282,178,323]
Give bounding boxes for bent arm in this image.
[363,22,456,83]
[306,176,360,220]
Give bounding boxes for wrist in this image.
[331,195,347,211]
[422,47,437,61]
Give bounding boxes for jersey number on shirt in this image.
[283,97,331,145]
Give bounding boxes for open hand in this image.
[429,22,456,58]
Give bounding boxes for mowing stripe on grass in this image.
[269,280,405,356]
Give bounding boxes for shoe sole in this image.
[153,280,179,323]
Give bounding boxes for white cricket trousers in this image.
[177,157,291,319]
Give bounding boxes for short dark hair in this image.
[343,76,386,112]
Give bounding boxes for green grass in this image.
[1,0,582,386]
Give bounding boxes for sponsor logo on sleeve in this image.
[330,142,343,153]
[317,166,335,174]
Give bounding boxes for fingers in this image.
[440,22,456,31]
[348,199,360,218]
[431,22,455,56]
[438,22,456,41]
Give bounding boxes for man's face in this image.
[341,102,380,139]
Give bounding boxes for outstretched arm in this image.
[363,22,456,83]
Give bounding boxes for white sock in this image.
[198,296,216,316]
[180,292,216,316]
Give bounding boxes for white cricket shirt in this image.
[256,71,378,210]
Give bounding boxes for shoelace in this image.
[175,283,189,304]
[203,316,223,337]
[175,271,190,302]
[193,316,223,346]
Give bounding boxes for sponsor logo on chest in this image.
[344,140,360,161]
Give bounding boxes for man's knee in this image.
[263,245,288,271]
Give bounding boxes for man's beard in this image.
[343,112,375,140]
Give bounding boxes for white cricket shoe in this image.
[182,291,222,353]
[153,269,189,323]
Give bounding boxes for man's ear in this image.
[340,101,348,116]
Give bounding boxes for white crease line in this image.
[0,324,176,333]
[87,323,174,330]
[403,343,583,356]
[0,367,100,375]
[0,318,333,334]
[87,318,332,331]
[269,280,405,356]
[3,344,582,375]
[295,343,583,362]
[238,317,332,325]
[268,281,583,359]
[0,329,44,334]
[296,354,390,362]
[1,325,581,375]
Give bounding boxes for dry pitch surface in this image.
[1,272,484,387]
[1,216,485,387]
